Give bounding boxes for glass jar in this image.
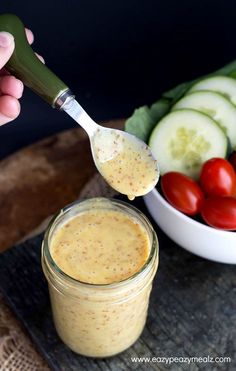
[42,198,158,358]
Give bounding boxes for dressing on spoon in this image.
[92,127,159,200]
[61,98,159,199]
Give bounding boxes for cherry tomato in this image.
[201,197,236,230]
[229,151,236,172]
[161,172,204,215]
[200,158,236,197]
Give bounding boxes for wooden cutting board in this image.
[0,119,124,252]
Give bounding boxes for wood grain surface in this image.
[0,119,124,252]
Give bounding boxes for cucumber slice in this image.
[149,109,227,179]
[172,91,236,149]
[189,76,236,106]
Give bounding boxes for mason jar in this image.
[42,198,158,358]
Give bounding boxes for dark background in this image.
[0,0,236,159]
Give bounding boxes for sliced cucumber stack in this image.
[172,90,236,149]
[149,109,227,179]
[189,76,236,106]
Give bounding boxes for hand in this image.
[0,29,35,126]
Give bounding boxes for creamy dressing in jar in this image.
[42,198,158,357]
[50,208,150,284]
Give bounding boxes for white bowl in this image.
[144,188,236,264]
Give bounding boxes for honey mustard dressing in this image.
[92,129,159,200]
[50,208,150,284]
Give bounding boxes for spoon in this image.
[0,14,159,199]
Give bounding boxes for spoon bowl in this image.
[62,97,159,199]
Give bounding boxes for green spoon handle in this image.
[0,13,71,107]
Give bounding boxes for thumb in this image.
[0,32,15,70]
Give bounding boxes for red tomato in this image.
[201,197,236,230]
[229,151,236,172]
[161,172,204,215]
[200,158,236,197]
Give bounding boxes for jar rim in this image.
[42,197,158,290]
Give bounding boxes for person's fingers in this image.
[25,28,34,45]
[0,32,15,70]
[0,75,24,99]
[0,29,35,127]
[0,95,20,125]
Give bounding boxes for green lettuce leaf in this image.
[125,99,169,142]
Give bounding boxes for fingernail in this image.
[0,32,14,48]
